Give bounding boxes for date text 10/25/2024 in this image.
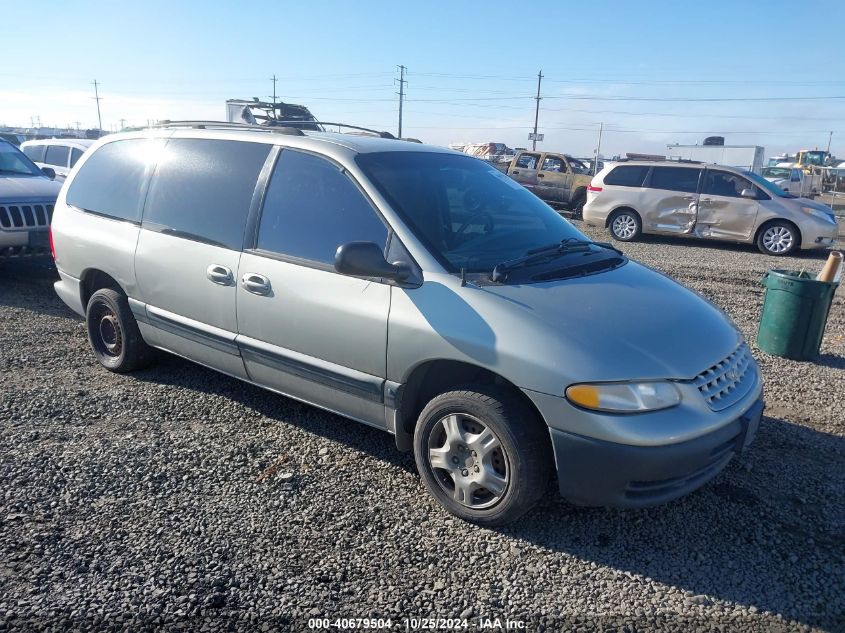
[307,617,526,630]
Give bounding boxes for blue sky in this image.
[3,0,844,158]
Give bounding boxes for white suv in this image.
[583,160,838,255]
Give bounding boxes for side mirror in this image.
[740,188,756,199]
[335,242,410,281]
[41,167,56,180]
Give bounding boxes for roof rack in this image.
[151,121,305,136]
[273,121,396,139]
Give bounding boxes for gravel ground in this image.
[1,229,843,632]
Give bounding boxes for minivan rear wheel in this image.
[609,209,641,242]
[413,387,551,526]
[86,288,154,373]
[757,221,799,256]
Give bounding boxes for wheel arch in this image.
[79,268,125,309]
[605,205,641,228]
[393,359,548,452]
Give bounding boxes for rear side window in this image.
[515,153,540,169]
[45,145,70,167]
[649,167,701,193]
[603,165,649,187]
[66,139,157,222]
[256,150,388,265]
[70,148,84,167]
[22,145,45,162]
[541,156,566,172]
[143,138,270,250]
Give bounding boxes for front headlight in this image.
[801,206,837,224]
[565,381,681,413]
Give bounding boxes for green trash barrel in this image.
[757,269,839,361]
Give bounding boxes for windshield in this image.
[762,167,791,179]
[356,151,587,273]
[0,142,43,176]
[802,152,825,166]
[744,170,790,197]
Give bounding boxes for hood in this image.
[479,261,742,386]
[0,175,62,203]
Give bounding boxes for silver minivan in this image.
[51,124,764,525]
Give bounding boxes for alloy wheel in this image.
[612,214,637,240]
[762,226,795,254]
[427,413,509,509]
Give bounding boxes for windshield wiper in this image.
[491,239,621,282]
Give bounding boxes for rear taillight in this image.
[49,226,56,260]
[587,185,603,193]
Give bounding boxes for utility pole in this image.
[270,74,278,106]
[594,122,603,176]
[827,130,833,154]
[396,65,407,138]
[92,80,103,131]
[532,70,543,151]
[119,118,127,130]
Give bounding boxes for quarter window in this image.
[256,150,388,265]
[66,139,159,223]
[603,165,650,187]
[70,148,84,167]
[44,145,70,167]
[515,153,540,169]
[649,167,701,193]
[143,138,270,250]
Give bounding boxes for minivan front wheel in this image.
[86,288,154,373]
[609,209,641,242]
[414,387,551,526]
[757,221,798,256]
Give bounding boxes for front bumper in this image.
[549,398,764,507]
[0,229,50,258]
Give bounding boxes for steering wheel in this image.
[457,188,495,235]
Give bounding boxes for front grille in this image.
[0,203,54,231]
[694,343,755,411]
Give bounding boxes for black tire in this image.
[756,220,799,256]
[85,288,154,372]
[608,208,642,242]
[571,192,586,219]
[413,386,552,526]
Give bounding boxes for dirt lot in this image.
[1,227,843,632]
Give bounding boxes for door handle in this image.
[512,170,520,174]
[241,273,271,296]
[682,195,697,201]
[700,198,714,205]
[206,264,233,286]
[537,173,545,178]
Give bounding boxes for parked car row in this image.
[46,123,764,525]
[506,150,593,216]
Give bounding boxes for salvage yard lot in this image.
[1,224,843,632]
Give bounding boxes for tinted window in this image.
[143,139,270,250]
[66,139,159,222]
[44,145,70,167]
[22,145,45,162]
[541,156,565,172]
[70,148,84,167]
[257,150,388,265]
[515,153,540,169]
[649,167,701,193]
[702,170,751,198]
[604,165,649,187]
